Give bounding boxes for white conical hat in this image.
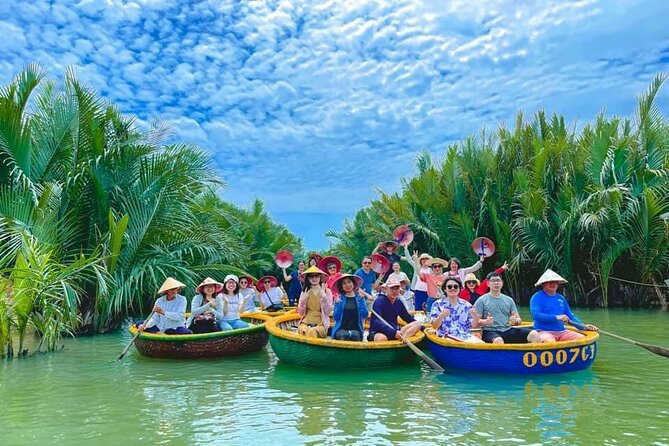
[158,277,186,294]
[535,269,568,287]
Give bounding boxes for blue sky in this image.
[2,0,669,249]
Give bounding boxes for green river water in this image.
[1,309,668,446]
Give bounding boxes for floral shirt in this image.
[429,297,473,339]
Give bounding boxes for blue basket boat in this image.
[426,326,598,374]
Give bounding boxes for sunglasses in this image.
[328,267,337,270]
[446,284,460,290]
[263,280,272,284]
[362,261,371,264]
[466,281,477,285]
[387,285,401,290]
[431,264,443,268]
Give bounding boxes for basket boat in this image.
[265,313,425,369]
[426,326,598,374]
[128,314,271,359]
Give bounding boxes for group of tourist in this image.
[136,240,598,346]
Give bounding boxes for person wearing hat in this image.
[281,260,306,306]
[387,261,410,289]
[460,262,509,304]
[257,275,284,312]
[297,266,334,338]
[368,277,422,342]
[530,269,598,342]
[307,252,322,267]
[218,275,251,331]
[239,275,259,312]
[136,277,192,334]
[472,271,539,344]
[445,255,485,284]
[332,274,369,341]
[319,256,343,297]
[430,277,484,343]
[187,277,225,333]
[419,257,449,313]
[372,241,401,281]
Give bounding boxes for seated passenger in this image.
[239,275,258,312]
[430,277,484,343]
[219,275,250,331]
[332,274,369,341]
[297,266,333,338]
[420,257,448,313]
[319,256,343,297]
[460,262,509,304]
[530,269,598,342]
[187,277,224,333]
[257,275,284,312]
[472,272,539,344]
[368,278,422,341]
[136,277,192,335]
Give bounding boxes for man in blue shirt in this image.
[354,256,380,302]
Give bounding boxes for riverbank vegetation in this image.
[0,65,302,357]
[327,75,669,310]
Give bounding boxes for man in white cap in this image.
[368,277,423,341]
[137,277,192,334]
[530,269,598,342]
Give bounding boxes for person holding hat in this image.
[332,274,369,341]
[218,275,251,331]
[372,241,401,281]
[187,277,225,333]
[368,277,422,342]
[419,257,449,313]
[530,269,598,342]
[411,252,433,312]
[239,275,259,312]
[281,260,306,306]
[472,271,539,344]
[137,277,192,334]
[297,266,334,338]
[258,275,284,312]
[445,255,485,284]
[460,262,509,304]
[430,277,484,343]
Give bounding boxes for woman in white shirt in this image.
[219,275,251,331]
[257,275,284,312]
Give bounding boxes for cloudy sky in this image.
[2,0,669,249]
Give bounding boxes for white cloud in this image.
[2,0,669,248]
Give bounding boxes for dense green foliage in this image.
[327,75,669,309]
[0,65,302,356]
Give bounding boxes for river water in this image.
[1,309,668,445]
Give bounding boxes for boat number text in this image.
[522,345,595,368]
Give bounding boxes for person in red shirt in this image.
[460,262,508,304]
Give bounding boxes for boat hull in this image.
[426,328,598,374]
[266,313,425,369]
[129,315,270,359]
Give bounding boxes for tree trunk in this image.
[654,285,668,311]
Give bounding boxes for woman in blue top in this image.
[281,260,306,306]
[332,274,369,341]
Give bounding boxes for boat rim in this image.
[128,313,271,341]
[265,312,424,350]
[426,326,599,351]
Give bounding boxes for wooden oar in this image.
[370,309,444,372]
[571,321,669,359]
[117,312,154,361]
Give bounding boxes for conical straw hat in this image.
[158,277,186,294]
[535,269,568,287]
[196,277,223,294]
[300,265,328,283]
